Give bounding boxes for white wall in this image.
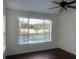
[6,9,58,55]
[58,11,76,54]
[3,0,7,59]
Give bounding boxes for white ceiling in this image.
[5,0,76,14]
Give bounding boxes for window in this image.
[18,17,52,44]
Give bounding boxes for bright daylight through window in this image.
[18,17,52,44]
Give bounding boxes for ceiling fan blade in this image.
[46,6,60,10]
[51,1,60,5]
[67,6,76,9]
[67,0,76,5]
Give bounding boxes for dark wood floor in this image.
[6,48,76,59]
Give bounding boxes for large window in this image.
[18,17,52,44]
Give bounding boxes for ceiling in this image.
[5,0,76,14]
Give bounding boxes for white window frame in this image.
[18,17,52,45]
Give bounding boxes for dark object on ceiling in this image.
[47,0,76,13]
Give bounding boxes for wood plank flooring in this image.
[6,48,76,59]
